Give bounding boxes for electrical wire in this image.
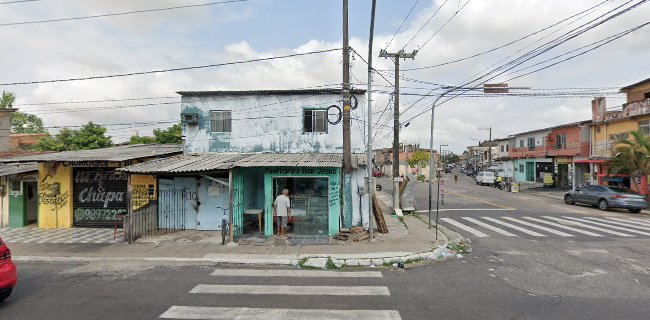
[0,0,247,27]
[384,0,421,49]
[0,48,342,86]
[417,0,472,51]
[0,0,41,4]
[401,0,450,50]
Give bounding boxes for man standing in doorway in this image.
[273,189,291,237]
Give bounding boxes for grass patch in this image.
[447,241,471,253]
[297,257,320,270]
[397,216,408,229]
[325,257,339,270]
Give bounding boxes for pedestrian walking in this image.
[454,174,458,183]
[273,189,291,237]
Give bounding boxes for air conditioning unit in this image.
[183,114,199,125]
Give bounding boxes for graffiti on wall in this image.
[73,168,128,226]
[264,167,337,175]
[328,179,339,207]
[39,182,69,211]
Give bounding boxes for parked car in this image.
[475,171,495,185]
[0,237,17,302]
[564,185,648,213]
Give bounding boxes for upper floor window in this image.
[609,133,629,141]
[303,109,327,133]
[527,137,535,151]
[639,120,650,135]
[506,144,509,152]
[500,145,505,152]
[519,140,524,148]
[210,110,232,133]
[555,133,566,149]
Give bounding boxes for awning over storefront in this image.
[574,159,607,164]
[0,163,38,176]
[0,144,182,163]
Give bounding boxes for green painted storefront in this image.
[231,166,341,237]
[7,178,39,228]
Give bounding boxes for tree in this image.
[407,150,430,169]
[11,112,47,134]
[0,91,15,109]
[129,123,181,145]
[35,122,113,151]
[442,152,460,164]
[609,130,650,192]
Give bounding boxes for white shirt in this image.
[274,195,290,216]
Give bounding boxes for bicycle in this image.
[216,206,229,245]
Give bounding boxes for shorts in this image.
[277,216,288,228]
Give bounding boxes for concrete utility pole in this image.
[379,49,417,212]
[342,0,352,174]
[480,126,492,169]
[366,0,377,239]
[435,143,448,241]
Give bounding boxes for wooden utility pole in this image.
[342,0,352,174]
[366,0,377,239]
[379,49,417,211]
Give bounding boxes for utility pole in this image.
[379,49,417,212]
[435,143,448,241]
[480,126,492,169]
[342,0,352,174]
[366,0,377,239]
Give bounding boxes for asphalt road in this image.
[1,172,649,319]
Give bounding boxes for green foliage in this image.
[11,112,47,134]
[442,152,460,164]
[129,123,181,145]
[325,257,339,270]
[35,122,113,151]
[407,150,430,168]
[416,174,425,182]
[609,130,650,191]
[0,91,15,109]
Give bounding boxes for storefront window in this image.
[273,177,329,236]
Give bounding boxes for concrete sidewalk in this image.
[7,191,463,267]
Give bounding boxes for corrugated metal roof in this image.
[177,88,366,96]
[119,153,248,173]
[0,163,38,176]
[235,153,343,168]
[0,144,182,163]
[119,153,345,174]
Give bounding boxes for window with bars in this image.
[303,109,327,133]
[527,137,535,151]
[639,120,650,135]
[555,133,566,149]
[210,110,232,133]
[609,133,629,141]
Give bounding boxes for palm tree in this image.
[609,130,650,193]
[0,91,15,109]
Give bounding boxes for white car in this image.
[475,171,495,185]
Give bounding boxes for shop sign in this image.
[73,168,128,227]
[264,167,337,175]
[66,161,122,167]
[131,174,157,210]
[555,157,572,164]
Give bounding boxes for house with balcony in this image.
[509,128,553,183]
[120,89,370,240]
[589,77,650,195]
[492,138,514,178]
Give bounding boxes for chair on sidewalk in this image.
[114,214,126,240]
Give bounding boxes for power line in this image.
[401,0,450,50]
[0,48,342,86]
[0,0,247,27]
[384,0,421,49]
[417,0,472,51]
[13,96,178,107]
[0,0,41,4]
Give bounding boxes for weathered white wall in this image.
[181,93,366,153]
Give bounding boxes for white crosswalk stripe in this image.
[190,284,390,296]
[160,268,401,320]
[609,217,650,228]
[441,218,489,237]
[521,217,603,236]
[481,217,546,237]
[561,217,650,236]
[626,218,650,226]
[542,216,635,237]
[211,269,382,278]
[461,217,518,237]
[501,217,574,237]
[160,306,402,320]
[586,217,650,231]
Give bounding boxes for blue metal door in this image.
[196,178,229,230]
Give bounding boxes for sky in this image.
[1,0,649,153]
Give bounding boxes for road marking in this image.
[481,217,546,237]
[521,217,603,237]
[189,284,391,296]
[586,217,650,231]
[159,306,402,320]
[621,218,650,227]
[501,217,574,237]
[211,269,383,278]
[562,217,650,236]
[543,216,635,237]
[415,208,516,212]
[441,218,489,237]
[460,217,517,236]
[444,190,513,209]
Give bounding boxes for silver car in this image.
[564,185,648,213]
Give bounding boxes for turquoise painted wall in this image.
[514,159,526,183]
[263,167,340,236]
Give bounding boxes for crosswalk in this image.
[159,268,401,320]
[441,216,650,239]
